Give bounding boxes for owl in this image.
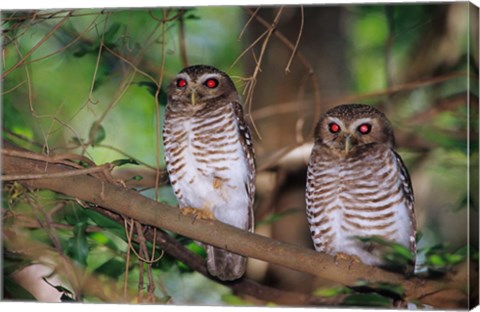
[162,65,255,281]
[305,104,416,267]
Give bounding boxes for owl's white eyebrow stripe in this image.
[350,118,373,129]
[327,117,344,126]
[199,73,222,81]
[175,73,190,81]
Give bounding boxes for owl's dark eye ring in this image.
[358,123,372,134]
[176,78,187,88]
[204,78,219,89]
[328,122,341,134]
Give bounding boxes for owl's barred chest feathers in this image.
[163,103,250,229]
[306,144,414,265]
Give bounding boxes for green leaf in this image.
[66,222,89,267]
[342,293,392,307]
[153,254,176,271]
[221,294,251,306]
[314,286,351,297]
[93,258,126,278]
[89,122,106,146]
[175,259,193,272]
[427,254,447,267]
[390,243,414,260]
[64,203,90,225]
[185,241,206,257]
[103,23,122,43]
[70,136,84,147]
[376,283,405,297]
[111,158,140,167]
[83,209,122,230]
[82,210,126,241]
[445,254,464,265]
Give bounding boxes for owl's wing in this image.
[393,151,416,253]
[231,101,256,233]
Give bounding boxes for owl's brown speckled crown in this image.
[324,103,387,121]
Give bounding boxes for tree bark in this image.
[1,141,467,306]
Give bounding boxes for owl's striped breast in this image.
[163,104,250,230]
[306,144,413,265]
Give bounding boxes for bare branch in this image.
[1,141,463,308]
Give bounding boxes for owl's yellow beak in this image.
[191,90,197,105]
[339,134,353,154]
[344,135,351,154]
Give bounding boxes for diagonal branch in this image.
[1,141,463,307]
[92,206,342,306]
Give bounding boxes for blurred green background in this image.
[2,3,478,307]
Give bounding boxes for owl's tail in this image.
[206,245,246,281]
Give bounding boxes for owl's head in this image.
[315,104,395,154]
[167,65,239,109]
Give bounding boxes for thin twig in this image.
[1,163,112,181]
[2,11,72,78]
[285,6,304,73]
[178,9,189,68]
[103,44,159,87]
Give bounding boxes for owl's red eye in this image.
[205,78,219,89]
[176,78,187,88]
[328,123,341,133]
[358,123,372,134]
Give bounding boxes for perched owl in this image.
[305,104,416,267]
[163,65,255,281]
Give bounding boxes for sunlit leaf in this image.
[314,286,351,297]
[390,243,414,260]
[427,254,447,267]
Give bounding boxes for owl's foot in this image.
[334,252,361,267]
[213,176,223,189]
[181,207,215,221]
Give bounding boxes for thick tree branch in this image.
[93,207,342,306]
[1,142,464,306]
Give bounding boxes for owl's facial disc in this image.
[324,117,375,154]
[173,73,226,107]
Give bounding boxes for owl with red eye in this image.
[306,104,416,269]
[163,65,255,281]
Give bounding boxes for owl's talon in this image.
[180,207,215,221]
[213,177,222,189]
[334,252,361,267]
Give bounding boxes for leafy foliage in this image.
[353,236,415,273]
